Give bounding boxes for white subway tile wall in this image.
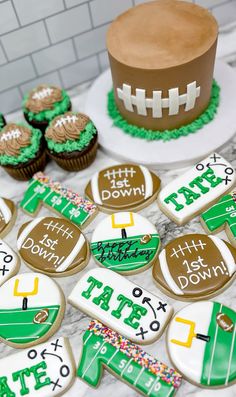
[0,0,234,113]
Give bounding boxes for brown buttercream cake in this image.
[107,0,218,131]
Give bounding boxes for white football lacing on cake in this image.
[43,220,74,239]
[103,167,136,180]
[0,129,21,141]
[32,87,53,100]
[170,240,206,258]
[55,115,78,127]
[117,82,201,118]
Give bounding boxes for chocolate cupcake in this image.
[23,84,71,132]
[45,112,98,171]
[0,113,6,130]
[0,123,46,181]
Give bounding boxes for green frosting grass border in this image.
[107,80,220,141]
[23,89,71,122]
[0,124,42,166]
[46,121,97,153]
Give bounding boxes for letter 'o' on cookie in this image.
[85,163,161,213]
[91,212,160,274]
[0,239,20,287]
[153,234,236,300]
[167,301,236,388]
[0,197,16,238]
[17,216,90,276]
[0,272,65,348]
[0,337,75,396]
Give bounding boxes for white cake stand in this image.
[85,60,236,169]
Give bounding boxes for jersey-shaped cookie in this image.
[201,191,236,247]
[0,273,65,348]
[78,320,182,397]
[153,234,236,300]
[0,337,75,396]
[69,268,172,344]
[91,212,160,274]
[0,197,16,237]
[158,153,235,225]
[0,239,20,286]
[85,163,161,213]
[167,301,236,388]
[17,216,89,276]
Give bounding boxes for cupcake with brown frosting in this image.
[23,84,71,132]
[0,123,46,180]
[45,112,98,171]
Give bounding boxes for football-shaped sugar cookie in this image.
[167,301,236,388]
[0,272,65,348]
[0,197,16,237]
[85,163,161,213]
[153,234,236,300]
[0,239,20,286]
[91,212,160,274]
[17,216,89,276]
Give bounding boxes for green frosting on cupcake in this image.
[23,90,71,122]
[46,121,97,153]
[107,80,220,141]
[0,125,42,166]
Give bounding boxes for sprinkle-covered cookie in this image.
[0,197,16,237]
[0,240,20,286]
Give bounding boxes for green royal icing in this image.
[46,121,97,153]
[23,90,70,122]
[0,126,42,166]
[107,80,220,141]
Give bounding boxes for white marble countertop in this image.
[1,26,236,397]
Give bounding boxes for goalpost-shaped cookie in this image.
[153,234,236,300]
[167,301,236,388]
[158,153,235,225]
[85,163,161,213]
[0,197,16,237]
[91,212,160,274]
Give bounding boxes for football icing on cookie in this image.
[0,239,20,287]
[201,191,236,247]
[77,320,182,397]
[20,172,97,229]
[153,234,236,300]
[0,273,64,347]
[68,268,172,344]
[167,301,236,387]
[85,163,161,212]
[158,153,235,225]
[91,212,160,273]
[17,216,89,276]
[0,337,75,396]
[0,197,16,237]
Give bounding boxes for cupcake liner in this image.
[2,150,47,181]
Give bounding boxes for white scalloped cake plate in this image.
[85,60,236,169]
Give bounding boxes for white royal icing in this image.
[91,171,102,205]
[56,233,85,272]
[140,165,153,199]
[209,235,236,276]
[159,249,184,295]
[0,240,19,287]
[17,217,44,250]
[0,198,12,224]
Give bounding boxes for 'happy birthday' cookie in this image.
[0,239,20,287]
[91,212,160,274]
[0,197,16,237]
[17,216,89,276]
[0,272,65,348]
[167,301,236,388]
[85,163,161,213]
[158,153,235,225]
[68,268,172,344]
[153,234,236,300]
[0,337,75,396]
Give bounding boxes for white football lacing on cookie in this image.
[55,115,78,127]
[32,87,53,100]
[170,240,206,258]
[0,129,21,141]
[43,220,74,239]
[103,167,136,180]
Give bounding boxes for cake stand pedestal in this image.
[85,60,236,169]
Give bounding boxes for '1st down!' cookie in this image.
[158,153,235,225]
[167,301,236,388]
[91,212,160,274]
[0,273,65,348]
[0,239,20,287]
[153,234,236,300]
[0,197,16,237]
[85,163,161,213]
[17,216,89,276]
[0,337,75,397]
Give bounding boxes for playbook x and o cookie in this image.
[0,240,20,287]
[91,212,160,274]
[153,234,236,300]
[17,216,89,276]
[167,301,236,388]
[0,197,16,237]
[85,163,161,212]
